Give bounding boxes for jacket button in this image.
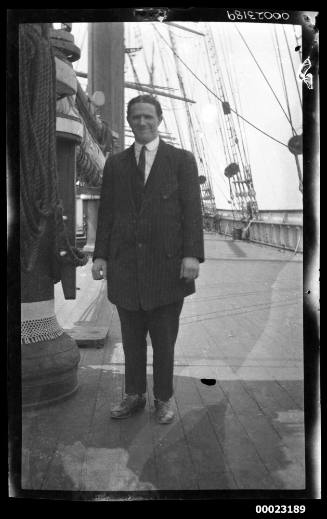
[138,243,143,248]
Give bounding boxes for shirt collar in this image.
[134,136,160,152]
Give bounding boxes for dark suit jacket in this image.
[93,139,204,311]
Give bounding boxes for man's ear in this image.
[158,116,163,127]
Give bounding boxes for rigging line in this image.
[233,24,297,136]
[167,26,204,167]
[127,54,143,95]
[228,177,238,216]
[155,30,186,148]
[227,32,252,165]
[137,26,170,139]
[205,24,248,184]
[224,86,248,175]
[189,98,217,209]
[226,30,252,167]
[136,24,150,76]
[196,127,220,205]
[274,26,303,191]
[236,88,251,166]
[271,28,299,193]
[216,112,231,165]
[215,27,248,170]
[272,27,287,111]
[212,124,233,192]
[201,39,234,184]
[205,35,244,202]
[282,25,303,110]
[196,49,231,167]
[200,40,233,169]
[206,155,231,203]
[222,25,251,169]
[152,24,289,149]
[204,26,237,168]
[206,68,233,166]
[270,26,300,192]
[274,26,296,136]
[218,127,235,190]
[194,125,213,190]
[212,80,233,164]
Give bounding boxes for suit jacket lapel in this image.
[121,144,138,215]
[140,139,170,215]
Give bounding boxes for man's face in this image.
[127,102,162,144]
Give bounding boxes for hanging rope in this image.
[20,24,58,271]
[19,24,88,278]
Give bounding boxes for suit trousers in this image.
[117,299,184,401]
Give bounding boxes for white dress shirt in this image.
[134,136,160,183]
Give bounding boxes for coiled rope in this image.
[19,24,87,279]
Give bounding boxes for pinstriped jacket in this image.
[93,139,204,311]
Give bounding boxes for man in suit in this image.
[92,95,204,424]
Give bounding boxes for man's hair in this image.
[127,95,163,119]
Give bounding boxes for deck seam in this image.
[190,375,239,489]
[239,377,305,471]
[80,345,107,491]
[216,379,277,489]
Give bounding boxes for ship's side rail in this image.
[218,216,303,253]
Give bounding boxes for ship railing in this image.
[216,216,303,253]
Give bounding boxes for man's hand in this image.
[180,257,199,282]
[92,258,107,280]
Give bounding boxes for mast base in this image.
[21,331,80,409]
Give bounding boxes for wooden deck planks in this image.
[21,235,305,492]
[218,379,305,488]
[41,347,107,490]
[21,347,108,491]
[203,396,277,489]
[193,376,277,489]
[274,380,305,410]
[243,378,304,421]
[142,378,198,490]
[151,412,199,489]
[82,317,157,491]
[22,405,66,490]
[242,379,305,479]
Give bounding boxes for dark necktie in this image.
[138,145,146,185]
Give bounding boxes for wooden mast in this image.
[82,23,125,255]
[88,23,125,153]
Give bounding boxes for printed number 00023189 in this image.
[255,505,306,514]
[226,10,290,21]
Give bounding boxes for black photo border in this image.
[7,7,320,510]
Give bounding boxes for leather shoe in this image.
[154,399,175,424]
[110,394,146,419]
